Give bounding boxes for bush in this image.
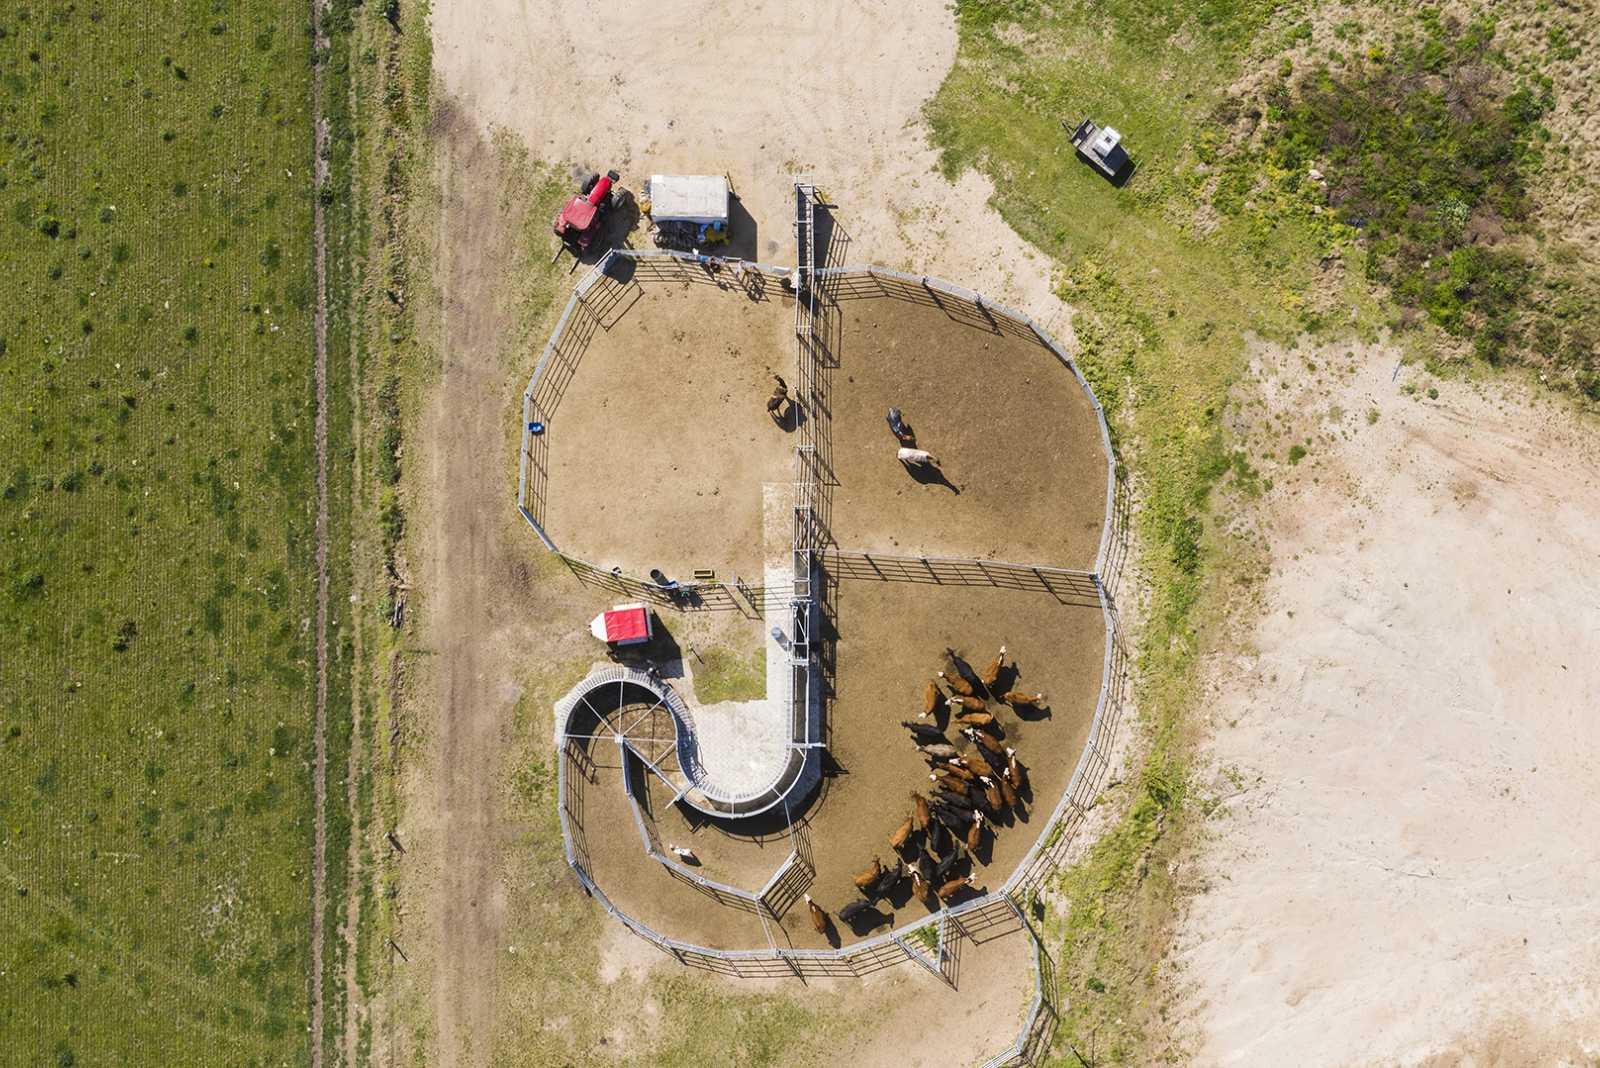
[111,619,137,651]
[379,424,401,485]
[1257,15,1552,362]
[379,490,404,547]
[13,571,45,599]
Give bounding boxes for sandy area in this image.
[584,914,1040,1068]
[431,0,1072,341]
[1170,345,1600,1065]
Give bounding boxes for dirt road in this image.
[1170,347,1600,1064]
[406,103,538,1068]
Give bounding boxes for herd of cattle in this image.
[804,644,1044,938]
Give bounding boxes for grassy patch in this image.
[933,1,1598,1059]
[1217,8,1600,390]
[339,0,438,1058]
[0,2,332,1062]
[1255,15,1553,360]
[691,644,767,704]
[908,922,940,953]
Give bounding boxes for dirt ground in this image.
[1168,345,1600,1064]
[835,926,1037,1068]
[544,279,1106,584]
[541,275,796,582]
[414,0,1106,1064]
[584,914,1038,1068]
[577,579,1106,951]
[829,296,1107,569]
[430,0,1073,341]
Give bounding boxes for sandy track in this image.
[410,105,534,1068]
[1171,347,1600,1064]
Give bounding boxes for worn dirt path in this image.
[405,102,539,1068]
[1170,347,1600,1064]
[308,0,332,1062]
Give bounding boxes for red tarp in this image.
[602,605,650,644]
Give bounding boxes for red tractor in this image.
[553,169,624,254]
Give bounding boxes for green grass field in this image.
[0,3,342,1063]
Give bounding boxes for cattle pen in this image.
[516,185,1127,1066]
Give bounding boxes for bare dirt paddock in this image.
[572,576,1106,952]
[824,290,1107,571]
[537,267,796,583]
[538,265,1108,584]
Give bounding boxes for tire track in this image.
[339,85,369,1065]
[308,0,332,1064]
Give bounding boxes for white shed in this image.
[646,174,730,226]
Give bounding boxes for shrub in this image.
[13,571,45,599]
[379,424,401,485]
[379,490,404,547]
[111,619,137,651]
[1257,15,1552,362]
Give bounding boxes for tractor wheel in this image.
[579,172,599,195]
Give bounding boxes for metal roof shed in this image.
[646,174,730,225]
